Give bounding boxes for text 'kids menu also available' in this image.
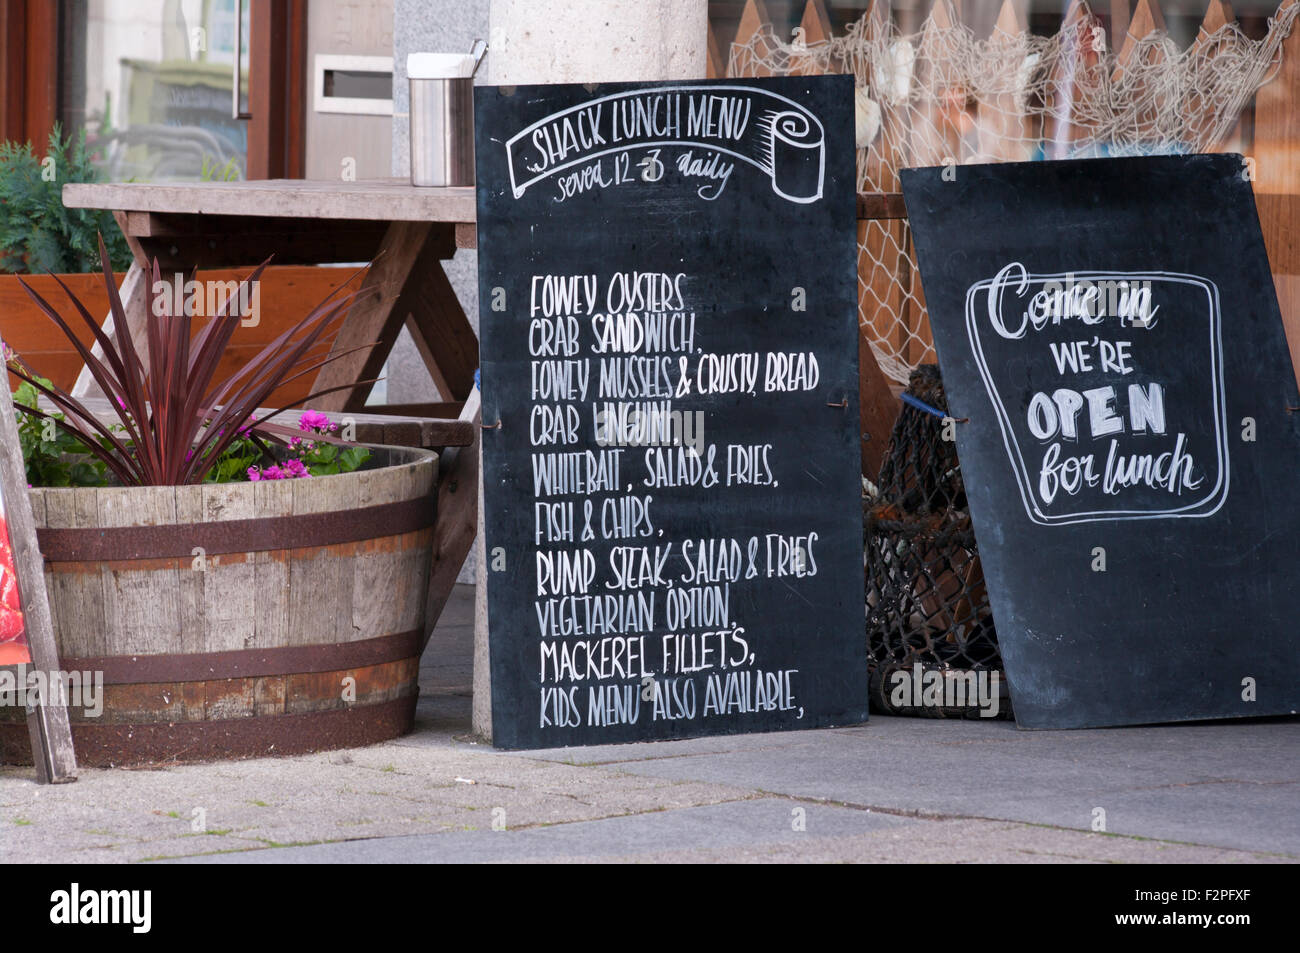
[475,77,866,749]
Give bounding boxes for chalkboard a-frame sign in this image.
[475,75,867,749]
[902,153,1300,730]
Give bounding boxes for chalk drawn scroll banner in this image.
[505,85,826,204]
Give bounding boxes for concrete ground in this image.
[2,585,1296,864]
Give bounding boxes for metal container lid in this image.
[407,52,477,80]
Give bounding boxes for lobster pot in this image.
[863,366,1010,718]
[0,446,437,767]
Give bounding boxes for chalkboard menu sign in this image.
[475,76,866,749]
[901,153,1300,729]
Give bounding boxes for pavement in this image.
[2,584,1297,864]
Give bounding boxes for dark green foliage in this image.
[0,124,133,275]
[11,377,108,487]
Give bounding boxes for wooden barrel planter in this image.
[0,446,437,767]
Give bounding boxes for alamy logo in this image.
[49,883,151,933]
[151,273,261,327]
[889,663,1001,717]
[0,665,103,717]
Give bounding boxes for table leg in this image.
[397,241,480,402]
[422,388,481,646]
[70,260,150,400]
[310,221,455,412]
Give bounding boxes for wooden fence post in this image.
[1254,0,1300,386]
[729,0,774,77]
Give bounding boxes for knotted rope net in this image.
[729,1,1300,384]
[863,364,1007,717]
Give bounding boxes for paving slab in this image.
[161,798,917,863]
[2,586,1296,864]
[515,717,1300,854]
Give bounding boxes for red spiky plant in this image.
[6,236,370,486]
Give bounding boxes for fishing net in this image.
[863,364,1008,718]
[729,0,1300,384]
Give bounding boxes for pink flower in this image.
[299,410,331,433]
[248,460,309,481]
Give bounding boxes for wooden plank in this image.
[423,389,480,642]
[0,345,77,782]
[40,488,106,659]
[20,0,58,146]
[397,246,480,402]
[252,478,294,652]
[910,0,964,167]
[288,479,354,647]
[1254,3,1300,388]
[133,229,388,270]
[50,264,363,405]
[0,1,24,143]
[62,180,477,223]
[1113,0,1165,84]
[1186,0,1243,153]
[858,192,908,219]
[2,271,117,392]
[247,0,306,180]
[975,0,1034,162]
[41,396,476,450]
[71,259,149,399]
[706,21,725,79]
[309,221,445,412]
[174,484,205,655]
[729,0,773,76]
[863,0,898,191]
[859,324,899,478]
[1046,0,1106,156]
[791,0,836,75]
[858,0,914,385]
[1255,0,1300,197]
[1111,0,1131,50]
[1198,0,1235,39]
[98,488,183,657]
[1111,0,1169,146]
[123,211,376,239]
[800,0,832,43]
[366,401,464,419]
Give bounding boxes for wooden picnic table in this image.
[60,178,483,635]
[61,179,478,413]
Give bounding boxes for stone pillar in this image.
[488,0,707,85]
[391,0,488,589]
[472,0,709,742]
[389,0,489,416]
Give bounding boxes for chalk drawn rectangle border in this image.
[963,271,1229,527]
